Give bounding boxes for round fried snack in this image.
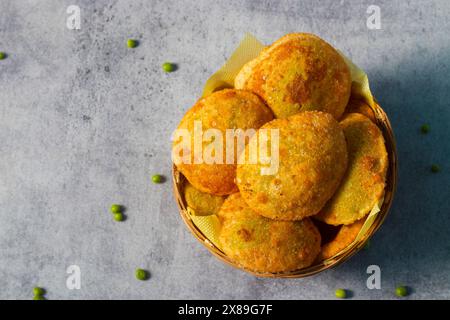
[184,182,226,216]
[316,113,388,225]
[173,89,273,195]
[235,33,351,119]
[318,218,365,260]
[237,111,348,220]
[218,193,321,273]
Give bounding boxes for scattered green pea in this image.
[162,62,176,73]
[33,295,46,300]
[431,164,441,173]
[135,268,149,281]
[110,204,123,214]
[0,52,6,60]
[152,174,164,184]
[420,124,430,134]
[33,287,46,296]
[395,285,408,297]
[335,288,347,299]
[113,212,124,222]
[127,39,138,48]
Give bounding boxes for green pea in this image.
[135,268,149,281]
[420,124,430,134]
[364,240,371,250]
[33,287,45,296]
[431,164,440,173]
[335,288,347,299]
[33,295,46,300]
[395,285,408,297]
[110,204,123,214]
[152,174,164,184]
[113,213,124,222]
[162,62,176,73]
[127,39,138,48]
[0,52,6,60]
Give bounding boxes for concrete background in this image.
[0,0,449,300]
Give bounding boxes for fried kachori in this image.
[318,218,365,260]
[235,33,352,119]
[173,89,273,195]
[184,182,226,216]
[218,193,321,273]
[316,113,388,225]
[236,111,348,221]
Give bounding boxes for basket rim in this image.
[172,101,398,278]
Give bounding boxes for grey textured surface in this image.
[0,0,449,300]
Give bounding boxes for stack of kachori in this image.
[173,33,388,273]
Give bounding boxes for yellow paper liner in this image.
[338,50,375,108]
[355,196,384,241]
[188,33,382,253]
[202,33,265,97]
[188,208,222,248]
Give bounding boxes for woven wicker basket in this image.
[172,100,397,278]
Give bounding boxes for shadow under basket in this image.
[172,101,398,278]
